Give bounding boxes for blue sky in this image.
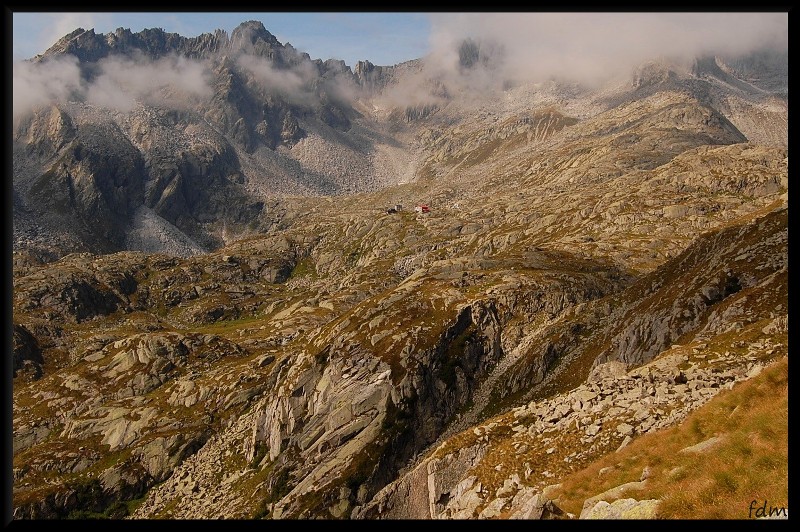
[12,12,433,67]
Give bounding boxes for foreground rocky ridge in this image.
[355,210,788,519]
[357,348,781,519]
[11,24,788,520]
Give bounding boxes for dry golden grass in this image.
[551,356,788,519]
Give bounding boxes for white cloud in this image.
[12,55,84,119]
[14,13,786,121]
[13,52,213,118]
[86,54,213,111]
[425,13,788,86]
[237,54,316,106]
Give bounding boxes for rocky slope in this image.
[13,24,787,262]
[11,23,788,521]
[13,21,422,258]
[12,201,786,519]
[355,207,787,519]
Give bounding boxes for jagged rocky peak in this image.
[230,20,280,46]
[457,37,505,71]
[109,25,230,60]
[32,20,404,82]
[37,25,228,63]
[354,59,376,77]
[717,48,788,94]
[632,60,683,89]
[36,20,293,64]
[354,60,391,90]
[322,58,351,74]
[41,26,89,54]
[228,20,283,59]
[691,55,727,79]
[39,27,109,63]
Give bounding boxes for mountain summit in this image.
[39,21,298,63]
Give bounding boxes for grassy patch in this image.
[269,467,293,503]
[551,356,788,519]
[290,257,318,280]
[246,445,301,519]
[249,441,269,469]
[189,312,263,337]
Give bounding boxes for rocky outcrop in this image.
[354,60,395,92]
[12,324,43,380]
[357,346,774,519]
[17,105,76,158]
[581,498,660,519]
[594,207,787,368]
[246,351,393,518]
[26,119,146,251]
[12,252,138,324]
[354,442,487,519]
[12,329,252,518]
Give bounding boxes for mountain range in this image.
[11,20,788,520]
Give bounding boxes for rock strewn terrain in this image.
[356,348,777,519]
[12,202,786,519]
